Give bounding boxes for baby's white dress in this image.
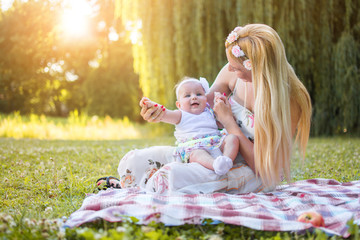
[174,106,225,163]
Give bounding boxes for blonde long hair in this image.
[225,24,312,187]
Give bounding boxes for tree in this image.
[0,0,63,114]
[0,0,141,120]
[117,0,360,135]
[84,39,142,120]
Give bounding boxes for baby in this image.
[140,77,239,175]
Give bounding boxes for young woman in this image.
[114,23,311,194]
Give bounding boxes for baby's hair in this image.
[175,77,203,99]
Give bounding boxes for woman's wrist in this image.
[220,116,236,130]
[222,117,245,137]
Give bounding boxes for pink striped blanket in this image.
[64,179,360,237]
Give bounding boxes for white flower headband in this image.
[199,77,210,94]
[226,27,252,71]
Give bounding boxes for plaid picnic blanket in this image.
[64,179,360,237]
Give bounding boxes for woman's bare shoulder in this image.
[212,63,237,93]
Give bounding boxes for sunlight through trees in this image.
[0,0,359,135]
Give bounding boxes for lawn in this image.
[0,137,359,239]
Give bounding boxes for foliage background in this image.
[0,0,359,136]
[117,0,360,136]
[0,0,141,120]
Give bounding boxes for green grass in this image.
[0,112,173,140]
[0,137,359,239]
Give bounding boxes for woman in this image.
[116,23,312,194]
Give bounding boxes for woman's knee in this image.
[118,146,177,186]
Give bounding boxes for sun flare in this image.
[60,0,92,38]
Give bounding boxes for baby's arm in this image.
[140,97,181,125]
[161,109,181,125]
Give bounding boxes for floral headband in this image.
[226,27,252,71]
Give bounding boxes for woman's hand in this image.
[139,97,165,123]
[213,92,234,127]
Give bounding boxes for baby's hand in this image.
[214,92,226,105]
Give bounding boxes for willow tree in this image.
[116,0,360,136]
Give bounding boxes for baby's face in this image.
[176,81,207,115]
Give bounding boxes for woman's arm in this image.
[205,64,255,171]
[209,64,257,172]
[213,96,256,172]
[207,63,237,108]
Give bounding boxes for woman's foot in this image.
[96,176,121,190]
[213,156,233,176]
